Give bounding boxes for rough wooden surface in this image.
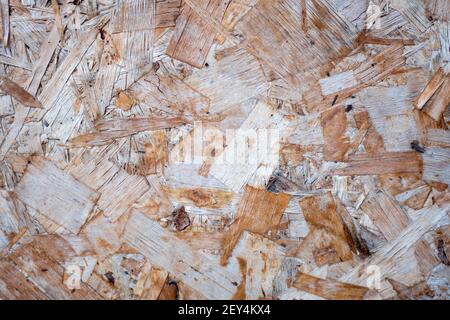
[0,0,449,300]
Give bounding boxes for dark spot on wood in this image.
[104,271,115,285]
[332,95,339,106]
[158,279,179,300]
[266,173,300,193]
[411,140,425,153]
[168,280,180,300]
[172,206,190,231]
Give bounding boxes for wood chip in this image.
[334,152,423,176]
[293,272,370,300]
[297,192,355,266]
[166,0,231,68]
[14,156,99,234]
[220,185,291,265]
[361,191,410,241]
[0,77,42,108]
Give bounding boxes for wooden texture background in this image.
[0,0,449,300]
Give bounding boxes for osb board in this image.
[0,0,449,301]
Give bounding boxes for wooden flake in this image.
[423,75,450,121]
[0,259,48,300]
[134,263,169,299]
[111,0,156,85]
[426,129,450,148]
[168,187,234,208]
[0,0,9,47]
[155,0,182,29]
[293,272,369,300]
[96,170,150,223]
[422,147,450,185]
[334,152,423,176]
[340,205,449,298]
[14,156,99,234]
[166,0,231,68]
[230,231,285,299]
[237,0,357,87]
[220,185,291,265]
[38,17,109,111]
[297,192,355,266]
[122,210,241,299]
[81,214,122,259]
[50,0,64,44]
[8,237,101,299]
[68,116,187,147]
[209,100,293,191]
[361,191,410,241]
[0,77,42,108]
[415,68,447,110]
[112,0,156,33]
[321,106,349,161]
[184,48,268,113]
